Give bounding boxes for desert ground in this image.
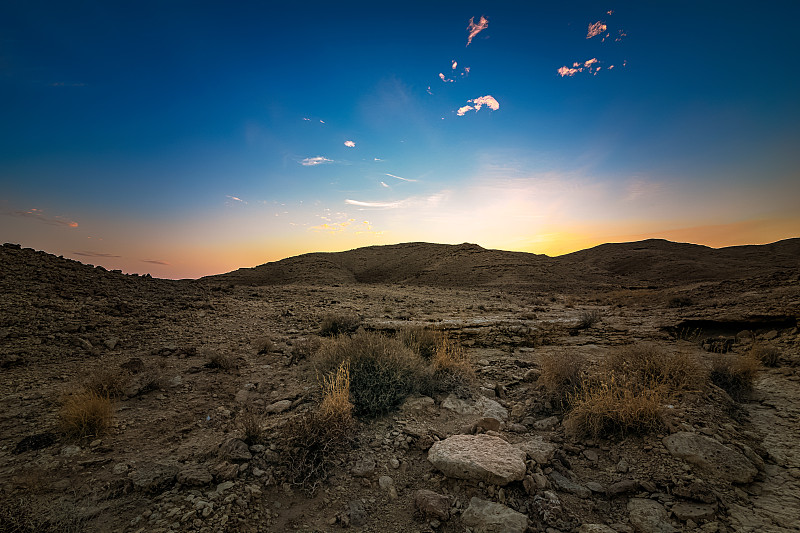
[1,239,799,533]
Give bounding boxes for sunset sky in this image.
[2,2,799,278]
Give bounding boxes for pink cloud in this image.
[142,259,170,265]
[439,73,454,83]
[452,60,458,70]
[456,95,499,116]
[584,58,598,68]
[466,15,489,46]
[344,140,356,148]
[12,208,78,228]
[587,21,607,39]
[558,66,580,77]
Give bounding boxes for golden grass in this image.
[749,343,780,367]
[397,326,443,360]
[710,353,760,401]
[320,361,353,421]
[604,344,707,392]
[566,376,664,438]
[60,390,113,438]
[83,366,129,399]
[539,351,587,408]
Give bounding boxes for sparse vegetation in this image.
[237,407,264,446]
[317,331,424,416]
[254,335,273,355]
[710,353,760,401]
[539,351,588,408]
[424,337,474,395]
[397,326,443,360]
[575,309,601,330]
[604,344,707,392]
[289,336,322,365]
[566,377,664,438]
[203,349,238,370]
[60,390,113,438]
[750,343,781,367]
[83,366,130,399]
[278,362,354,494]
[0,497,85,533]
[319,312,362,336]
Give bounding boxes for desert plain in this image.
[1,239,799,533]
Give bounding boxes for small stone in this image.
[579,525,618,533]
[265,399,292,414]
[627,498,676,533]
[348,500,367,528]
[351,457,376,477]
[549,471,591,498]
[177,464,213,486]
[583,449,599,462]
[672,502,716,522]
[608,479,640,496]
[220,438,252,462]
[616,459,630,473]
[414,489,450,521]
[60,445,81,457]
[534,416,559,430]
[585,481,605,493]
[389,457,400,469]
[516,436,556,464]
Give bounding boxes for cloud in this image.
[300,156,333,166]
[584,58,598,67]
[73,251,121,258]
[557,58,608,77]
[587,21,607,39]
[466,15,489,46]
[451,60,457,70]
[226,195,246,204]
[456,95,499,116]
[380,181,390,188]
[385,173,418,182]
[302,117,310,121]
[426,86,433,95]
[142,259,170,265]
[11,208,78,228]
[374,157,383,161]
[439,73,454,83]
[344,140,356,148]
[557,66,580,77]
[345,199,404,208]
[345,193,445,210]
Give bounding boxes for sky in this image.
[2,1,799,279]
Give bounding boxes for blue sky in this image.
[2,1,799,277]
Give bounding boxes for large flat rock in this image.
[663,432,757,483]
[428,434,526,485]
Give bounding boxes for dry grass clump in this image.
[319,312,362,336]
[83,366,129,399]
[60,390,113,438]
[237,407,264,446]
[566,377,664,438]
[203,349,238,371]
[0,497,85,533]
[539,351,588,408]
[317,331,424,417]
[397,326,443,360]
[425,338,474,395]
[278,362,354,494]
[605,344,707,392]
[750,343,780,367]
[575,310,601,330]
[253,336,273,355]
[710,353,760,401]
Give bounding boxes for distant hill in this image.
[204,238,800,289]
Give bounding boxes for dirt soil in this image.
[1,241,799,532]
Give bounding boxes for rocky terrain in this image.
[1,239,799,533]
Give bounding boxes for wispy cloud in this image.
[587,21,607,39]
[345,199,405,208]
[456,95,500,116]
[226,195,246,204]
[11,208,78,228]
[300,156,333,166]
[557,58,609,77]
[380,181,390,188]
[385,173,418,182]
[141,259,170,265]
[466,15,489,46]
[73,251,121,258]
[344,140,356,148]
[438,73,454,83]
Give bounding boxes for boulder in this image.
[461,497,528,533]
[516,436,556,464]
[129,463,178,494]
[663,432,757,483]
[177,464,213,486]
[428,434,526,485]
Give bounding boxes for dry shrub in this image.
[237,407,264,446]
[605,344,707,392]
[204,349,238,371]
[319,312,362,336]
[566,377,664,438]
[254,336,273,355]
[60,390,113,438]
[423,338,474,395]
[397,326,443,360]
[83,366,129,399]
[710,354,760,401]
[750,344,780,367]
[317,331,424,417]
[278,362,354,495]
[575,310,601,330]
[290,336,322,363]
[539,351,588,408]
[0,497,85,533]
